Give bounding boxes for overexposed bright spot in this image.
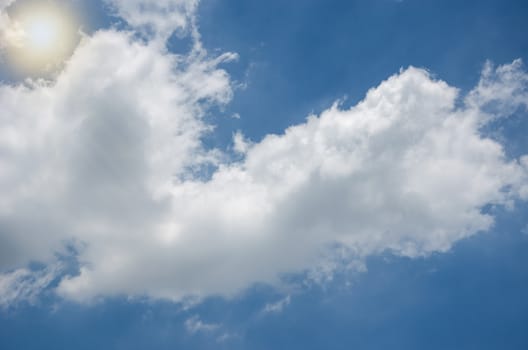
[4,2,80,75]
[25,16,59,51]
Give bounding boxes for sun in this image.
[25,15,60,52]
[5,2,80,75]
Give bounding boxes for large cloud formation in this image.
[0,0,527,305]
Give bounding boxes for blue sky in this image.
[0,0,527,349]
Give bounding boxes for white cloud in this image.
[185,315,220,334]
[232,131,251,154]
[105,0,199,40]
[0,0,15,8]
[466,59,528,120]
[0,1,20,50]
[0,25,235,302]
[263,295,291,314]
[0,264,62,308]
[0,1,527,307]
[55,61,528,302]
[216,332,239,343]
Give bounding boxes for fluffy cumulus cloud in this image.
[0,0,528,305]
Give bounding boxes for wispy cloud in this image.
[262,295,291,314]
[0,264,62,309]
[184,315,220,334]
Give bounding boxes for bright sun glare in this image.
[26,16,60,51]
[6,3,79,75]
